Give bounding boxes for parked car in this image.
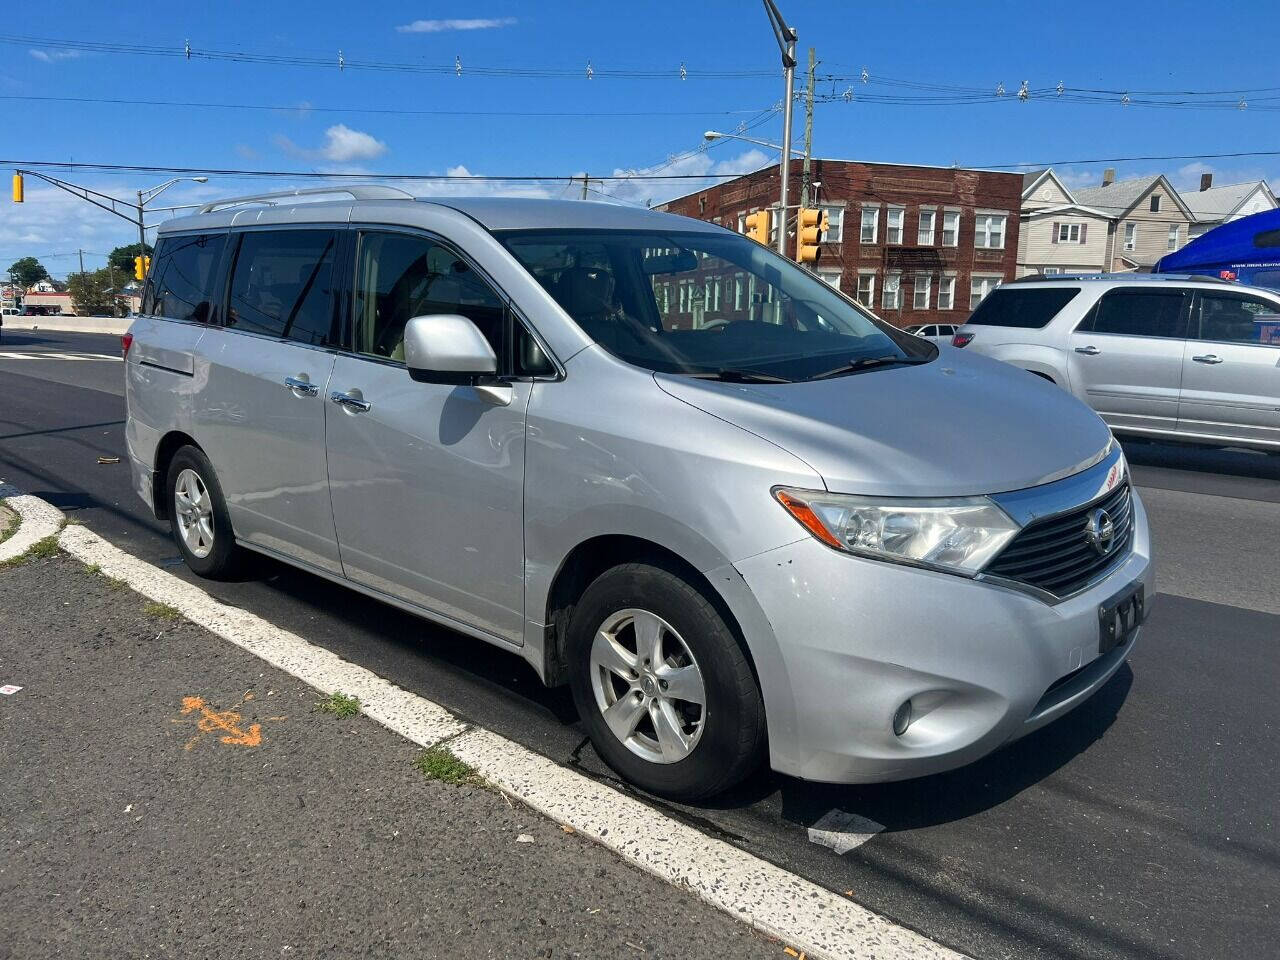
[125,187,1152,799]
[905,322,960,344]
[952,273,1280,453]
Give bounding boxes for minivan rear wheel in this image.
[566,562,765,800]
[165,445,242,579]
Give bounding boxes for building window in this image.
[819,204,844,242]
[1057,223,1082,243]
[913,272,932,310]
[733,273,744,311]
[918,210,936,245]
[941,210,960,246]
[856,272,876,306]
[1150,194,1161,212]
[1167,225,1179,251]
[974,214,1006,249]
[938,276,955,310]
[817,268,842,289]
[882,272,901,310]
[1043,267,1063,275]
[970,275,1000,307]
[1124,222,1137,251]
[737,212,747,234]
[886,206,905,244]
[860,207,879,244]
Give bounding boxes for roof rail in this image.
[197,184,414,215]
[1009,271,1235,285]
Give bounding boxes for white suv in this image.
[952,274,1280,452]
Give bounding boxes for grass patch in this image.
[83,563,101,576]
[104,575,128,590]
[0,505,16,548]
[0,534,60,568]
[142,600,182,620]
[414,746,482,786]
[317,691,361,718]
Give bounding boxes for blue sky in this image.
[5,0,1279,277]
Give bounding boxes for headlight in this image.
[773,487,1021,576]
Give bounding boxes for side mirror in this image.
[403,314,497,384]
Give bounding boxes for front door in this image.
[196,227,344,573]
[1067,287,1190,435]
[324,229,530,643]
[1178,288,1280,446]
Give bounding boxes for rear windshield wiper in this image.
[683,368,795,384]
[810,355,931,381]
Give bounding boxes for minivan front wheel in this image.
[567,562,765,800]
[165,446,242,579]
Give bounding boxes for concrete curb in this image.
[2,488,966,960]
[0,486,66,563]
[3,317,132,336]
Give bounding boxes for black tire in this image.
[165,445,243,579]
[567,562,765,801]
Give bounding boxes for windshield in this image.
[499,229,933,381]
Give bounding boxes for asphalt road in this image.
[1,328,1276,960]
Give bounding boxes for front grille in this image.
[985,482,1133,598]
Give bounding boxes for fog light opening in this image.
[892,699,914,737]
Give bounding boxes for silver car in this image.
[953,274,1280,452]
[125,187,1153,799]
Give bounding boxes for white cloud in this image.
[605,147,773,206]
[399,164,555,199]
[396,17,516,33]
[319,124,388,163]
[28,49,81,63]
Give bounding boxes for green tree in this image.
[67,268,124,316]
[108,242,154,279]
[7,256,49,289]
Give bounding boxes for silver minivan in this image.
[126,187,1153,799]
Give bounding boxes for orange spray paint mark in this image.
[179,695,263,749]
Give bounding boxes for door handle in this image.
[329,390,372,413]
[1192,354,1224,365]
[1074,345,1101,356]
[284,376,319,396]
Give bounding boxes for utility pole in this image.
[136,189,147,263]
[762,0,797,256]
[800,47,816,209]
[78,249,85,275]
[581,173,589,201]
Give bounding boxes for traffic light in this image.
[11,172,23,203]
[134,256,152,281]
[743,209,771,246]
[796,208,828,263]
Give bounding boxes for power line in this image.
[0,93,770,120]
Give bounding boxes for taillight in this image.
[121,332,133,357]
[951,332,974,348]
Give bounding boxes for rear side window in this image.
[225,230,340,345]
[145,233,226,322]
[1080,289,1188,339]
[965,287,1081,328]
[1194,291,1280,345]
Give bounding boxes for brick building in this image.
[659,158,1023,327]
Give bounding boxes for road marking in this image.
[178,695,264,749]
[0,484,65,563]
[0,493,972,960]
[807,809,886,855]
[0,350,121,361]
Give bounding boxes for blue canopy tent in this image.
[1154,207,1280,290]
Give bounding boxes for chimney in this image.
[1102,168,1116,186]
[1200,173,1213,191]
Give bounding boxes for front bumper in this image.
[732,489,1152,784]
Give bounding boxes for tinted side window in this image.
[147,233,226,323]
[1084,290,1187,339]
[1194,291,1280,346]
[352,232,504,362]
[965,287,1081,328]
[225,230,339,344]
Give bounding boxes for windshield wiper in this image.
[810,355,931,381]
[684,367,795,384]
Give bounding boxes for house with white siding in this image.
[1183,174,1276,239]
[1017,169,1111,276]
[1074,172,1195,272]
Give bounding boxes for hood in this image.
[654,348,1112,498]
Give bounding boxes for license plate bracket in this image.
[1098,581,1145,656]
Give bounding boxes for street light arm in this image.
[704,131,804,156]
[761,0,797,67]
[140,176,209,205]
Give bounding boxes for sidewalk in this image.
[0,552,775,959]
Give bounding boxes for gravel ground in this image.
[0,553,776,960]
